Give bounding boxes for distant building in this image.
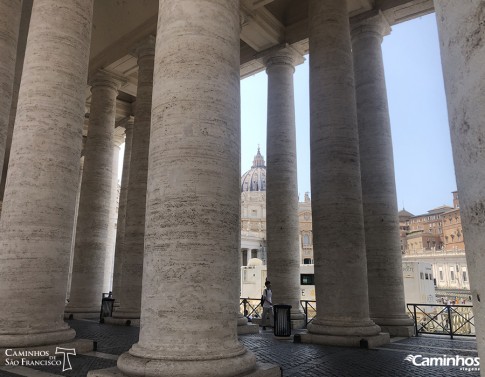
[240,148,313,266]
[401,191,470,301]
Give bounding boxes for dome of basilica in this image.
[241,147,266,192]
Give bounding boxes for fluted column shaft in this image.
[115,40,154,319]
[112,117,134,302]
[0,0,21,200]
[66,71,121,316]
[351,13,413,336]
[434,0,485,369]
[265,47,305,326]
[305,0,383,344]
[0,0,93,347]
[116,1,258,376]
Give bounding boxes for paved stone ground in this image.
[0,319,480,377]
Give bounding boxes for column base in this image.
[0,338,94,364]
[372,316,415,337]
[0,326,76,348]
[116,347,264,377]
[88,363,281,377]
[290,311,306,330]
[378,324,414,337]
[103,317,140,327]
[112,310,140,319]
[238,323,259,335]
[297,331,390,348]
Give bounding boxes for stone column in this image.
[104,133,124,292]
[351,12,414,337]
[111,116,134,303]
[0,0,93,347]
[264,46,305,328]
[0,1,32,211]
[66,70,122,318]
[0,0,21,202]
[108,1,278,376]
[434,0,485,369]
[66,156,84,302]
[114,38,155,321]
[301,0,388,347]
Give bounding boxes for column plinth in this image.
[264,46,305,328]
[0,0,93,347]
[114,37,155,321]
[66,70,123,317]
[301,0,388,347]
[351,12,413,337]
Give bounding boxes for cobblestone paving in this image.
[0,321,480,377]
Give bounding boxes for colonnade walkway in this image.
[0,320,479,377]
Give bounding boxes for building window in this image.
[439,268,444,281]
[303,234,310,246]
[303,258,312,265]
[425,273,429,280]
[420,272,424,280]
[300,274,315,285]
[450,268,455,281]
[462,270,468,282]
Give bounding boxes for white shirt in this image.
[263,288,272,308]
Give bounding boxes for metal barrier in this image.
[240,298,263,319]
[300,300,316,328]
[407,303,475,339]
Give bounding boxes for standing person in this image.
[262,281,274,330]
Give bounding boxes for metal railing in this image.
[240,298,263,319]
[407,303,475,339]
[300,300,316,327]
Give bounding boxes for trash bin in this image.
[100,295,115,323]
[273,304,292,337]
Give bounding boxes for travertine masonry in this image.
[0,0,93,347]
[304,0,386,346]
[0,0,21,195]
[351,12,413,337]
[434,1,485,372]
[66,71,121,317]
[112,117,134,302]
[265,47,305,327]
[115,1,263,376]
[115,39,154,320]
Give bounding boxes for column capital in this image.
[262,44,305,71]
[116,115,134,132]
[350,10,391,42]
[136,35,155,59]
[89,69,125,92]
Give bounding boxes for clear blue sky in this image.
[241,13,457,216]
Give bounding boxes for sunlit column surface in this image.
[265,46,305,328]
[434,0,485,372]
[302,0,388,347]
[0,0,93,347]
[66,70,122,318]
[114,38,155,320]
[111,1,279,376]
[112,116,134,303]
[351,12,414,337]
